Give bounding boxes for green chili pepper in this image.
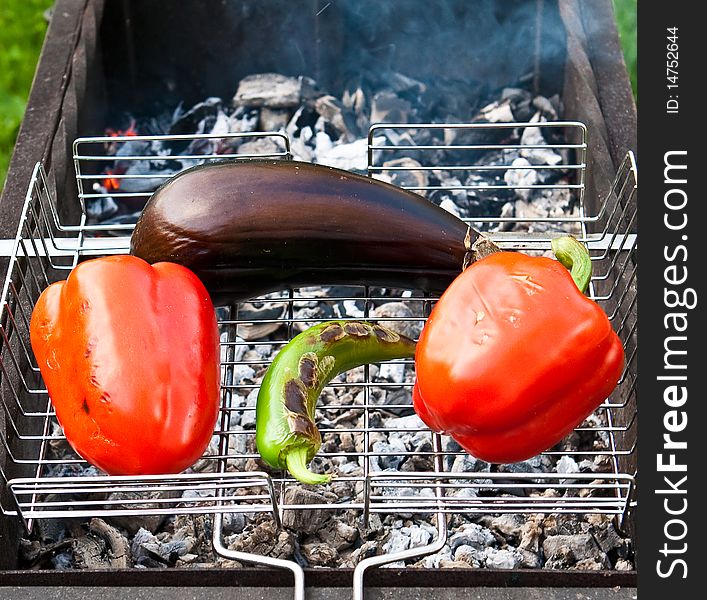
[255,320,417,484]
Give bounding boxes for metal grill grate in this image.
[0,126,637,599]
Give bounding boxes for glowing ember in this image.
[105,119,138,138]
[101,120,138,190]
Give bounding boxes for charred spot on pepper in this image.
[344,321,373,337]
[81,398,90,414]
[298,352,318,389]
[283,378,308,415]
[372,325,401,344]
[319,322,345,343]
[286,413,319,440]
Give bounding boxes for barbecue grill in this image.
[0,0,637,597]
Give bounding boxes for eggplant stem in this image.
[551,236,592,294]
[285,446,331,485]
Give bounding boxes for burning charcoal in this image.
[381,528,410,564]
[228,106,260,133]
[381,157,428,190]
[236,389,258,429]
[514,188,579,234]
[555,455,580,482]
[340,299,365,318]
[520,116,563,166]
[236,301,287,340]
[586,514,625,555]
[519,516,543,553]
[376,360,406,384]
[504,157,538,201]
[342,84,370,133]
[451,455,486,477]
[375,388,413,418]
[207,110,231,137]
[439,198,463,218]
[169,97,223,135]
[235,136,287,158]
[131,526,196,566]
[217,513,245,538]
[429,173,468,205]
[105,490,180,534]
[18,537,75,569]
[314,95,359,142]
[228,519,296,560]
[315,137,370,172]
[289,131,315,162]
[615,558,634,570]
[73,518,131,569]
[497,201,516,231]
[233,74,317,109]
[542,534,608,569]
[384,414,428,437]
[317,519,359,552]
[348,540,380,566]
[489,514,525,541]
[380,484,435,510]
[478,98,515,124]
[385,71,427,98]
[371,438,407,471]
[312,130,334,156]
[286,104,320,139]
[114,161,177,194]
[454,544,484,567]
[302,542,339,567]
[449,523,495,553]
[259,107,292,132]
[400,444,435,473]
[418,78,484,123]
[370,90,412,124]
[342,82,367,115]
[520,549,543,569]
[484,547,523,569]
[86,196,118,223]
[417,544,453,569]
[532,95,559,120]
[463,172,515,220]
[281,487,332,534]
[500,88,534,121]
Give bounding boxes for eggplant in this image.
[129,160,497,304]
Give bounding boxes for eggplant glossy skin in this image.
[130,160,482,304]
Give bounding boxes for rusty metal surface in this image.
[0,567,637,588]
[0,586,639,600]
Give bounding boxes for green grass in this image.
[0,0,53,193]
[613,0,637,100]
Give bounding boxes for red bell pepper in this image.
[412,236,624,464]
[29,255,221,475]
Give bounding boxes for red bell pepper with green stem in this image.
[30,255,221,475]
[412,236,624,464]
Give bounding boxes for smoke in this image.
[105,0,568,115]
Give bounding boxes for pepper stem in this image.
[551,235,592,294]
[285,446,331,485]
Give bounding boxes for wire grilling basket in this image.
[0,123,636,597]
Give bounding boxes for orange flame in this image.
[102,120,138,190]
[105,119,138,138]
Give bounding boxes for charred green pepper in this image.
[256,320,417,484]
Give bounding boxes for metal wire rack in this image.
[0,125,637,599]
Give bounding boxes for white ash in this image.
[504,157,538,201]
[484,547,523,569]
